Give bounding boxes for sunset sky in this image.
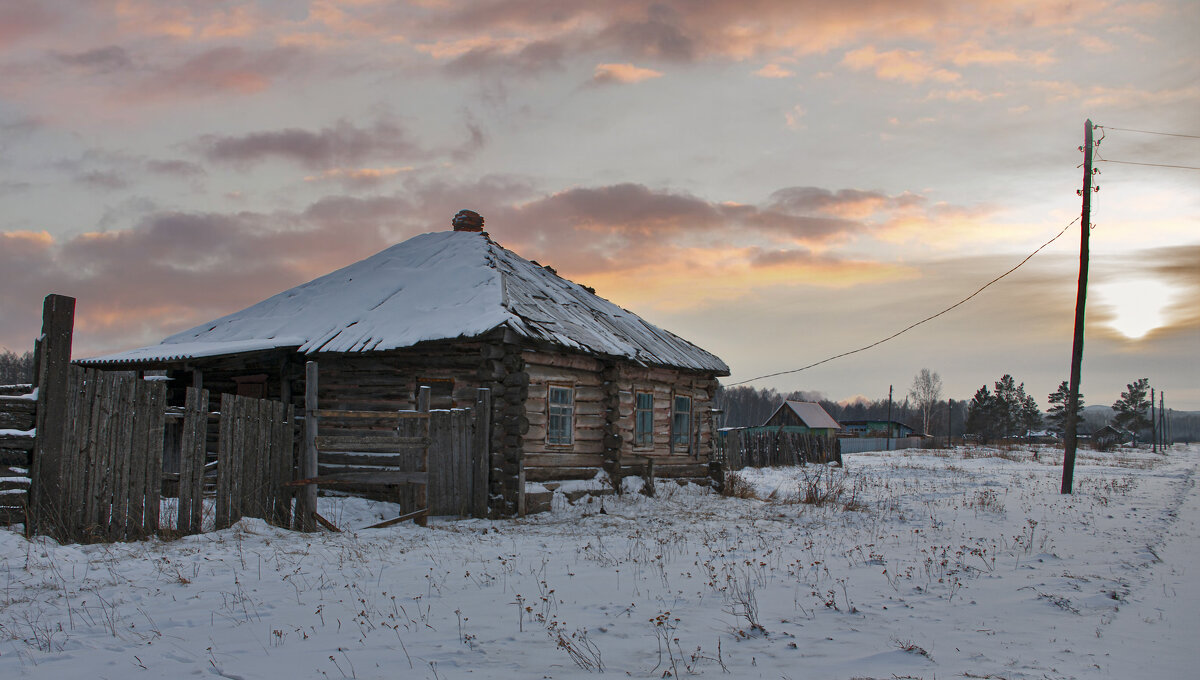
[1,0,1197,410]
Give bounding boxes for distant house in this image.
[81,211,730,516]
[1092,425,1133,449]
[761,401,842,437]
[839,419,918,438]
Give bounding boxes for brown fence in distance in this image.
[716,428,842,470]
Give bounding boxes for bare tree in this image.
[909,368,943,436]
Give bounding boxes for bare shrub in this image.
[722,472,758,499]
[799,466,850,507]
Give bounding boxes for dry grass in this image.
[722,472,758,499]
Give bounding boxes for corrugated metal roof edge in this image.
[77,327,730,375]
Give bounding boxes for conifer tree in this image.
[1112,378,1151,434]
[1045,381,1083,436]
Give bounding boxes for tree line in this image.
[0,349,34,385]
[717,369,1197,445]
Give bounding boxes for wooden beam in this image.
[297,361,318,531]
[360,507,427,530]
[30,293,75,539]
[286,470,429,486]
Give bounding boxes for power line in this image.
[1096,158,1200,171]
[727,216,1082,387]
[1094,125,1200,140]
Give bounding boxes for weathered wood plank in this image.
[215,393,233,529]
[30,293,74,539]
[473,389,490,518]
[0,434,34,451]
[126,380,150,539]
[317,451,424,467]
[115,376,139,540]
[144,382,166,535]
[178,387,208,534]
[297,361,318,531]
[315,435,431,451]
[524,453,606,467]
[289,470,429,486]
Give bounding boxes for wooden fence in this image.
[213,392,297,531]
[0,386,36,525]
[716,428,841,470]
[29,366,167,541]
[20,369,297,541]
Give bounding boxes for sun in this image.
[1096,278,1181,340]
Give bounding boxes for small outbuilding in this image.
[81,212,730,516]
[839,419,918,438]
[761,401,842,437]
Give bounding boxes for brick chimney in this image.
[452,209,484,232]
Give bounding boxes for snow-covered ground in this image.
[1,444,1195,679]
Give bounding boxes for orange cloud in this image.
[592,62,664,84]
[842,46,960,84]
[941,41,1055,67]
[113,1,266,41]
[754,63,794,78]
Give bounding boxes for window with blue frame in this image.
[635,391,654,447]
[548,385,574,445]
[672,394,692,452]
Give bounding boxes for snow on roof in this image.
[765,401,842,429]
[81,230,729,374]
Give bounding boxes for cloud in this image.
[305,166,412,189]
[442,40,565,77]
[768,187,923,219]
[196,120,423,170]
[144,159,206,178]
[784,104,806,129]
[591,62,664,85]
[940,42,1055,67]
[754,63,794,78]
[841,46,960,84]
[51,45,134,74]
[75,170,130,190]
[0,1,59,48]
[0,204,406,355]
[129,46,306,100]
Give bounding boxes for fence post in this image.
[473,388,491,518]
[29,293,76,539]
[415,386,430,527]
[297,361,319,531]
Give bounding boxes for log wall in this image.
[522,351,720,488]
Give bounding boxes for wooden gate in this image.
[292,361,490,529]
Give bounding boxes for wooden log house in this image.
[81,211,730,516]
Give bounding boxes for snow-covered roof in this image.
[81,230,729,374]
[765,401,842,429]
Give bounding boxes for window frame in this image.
[634,390,654,449]
[547,383,575,447]
[671,393,693,454]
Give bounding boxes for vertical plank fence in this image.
[717,428,842,471]
[215,393,295,531]
[176,387,209,534]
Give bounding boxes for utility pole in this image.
[1062,119,1095,494]
[1151,387,1157,453]
[886,385,893,451]
[947,398,953,448]
[1159,392,1167,451]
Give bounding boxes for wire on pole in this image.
[726,216,1082,387]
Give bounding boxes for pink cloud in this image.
[842,46,960,84]
[591,62,664,84]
